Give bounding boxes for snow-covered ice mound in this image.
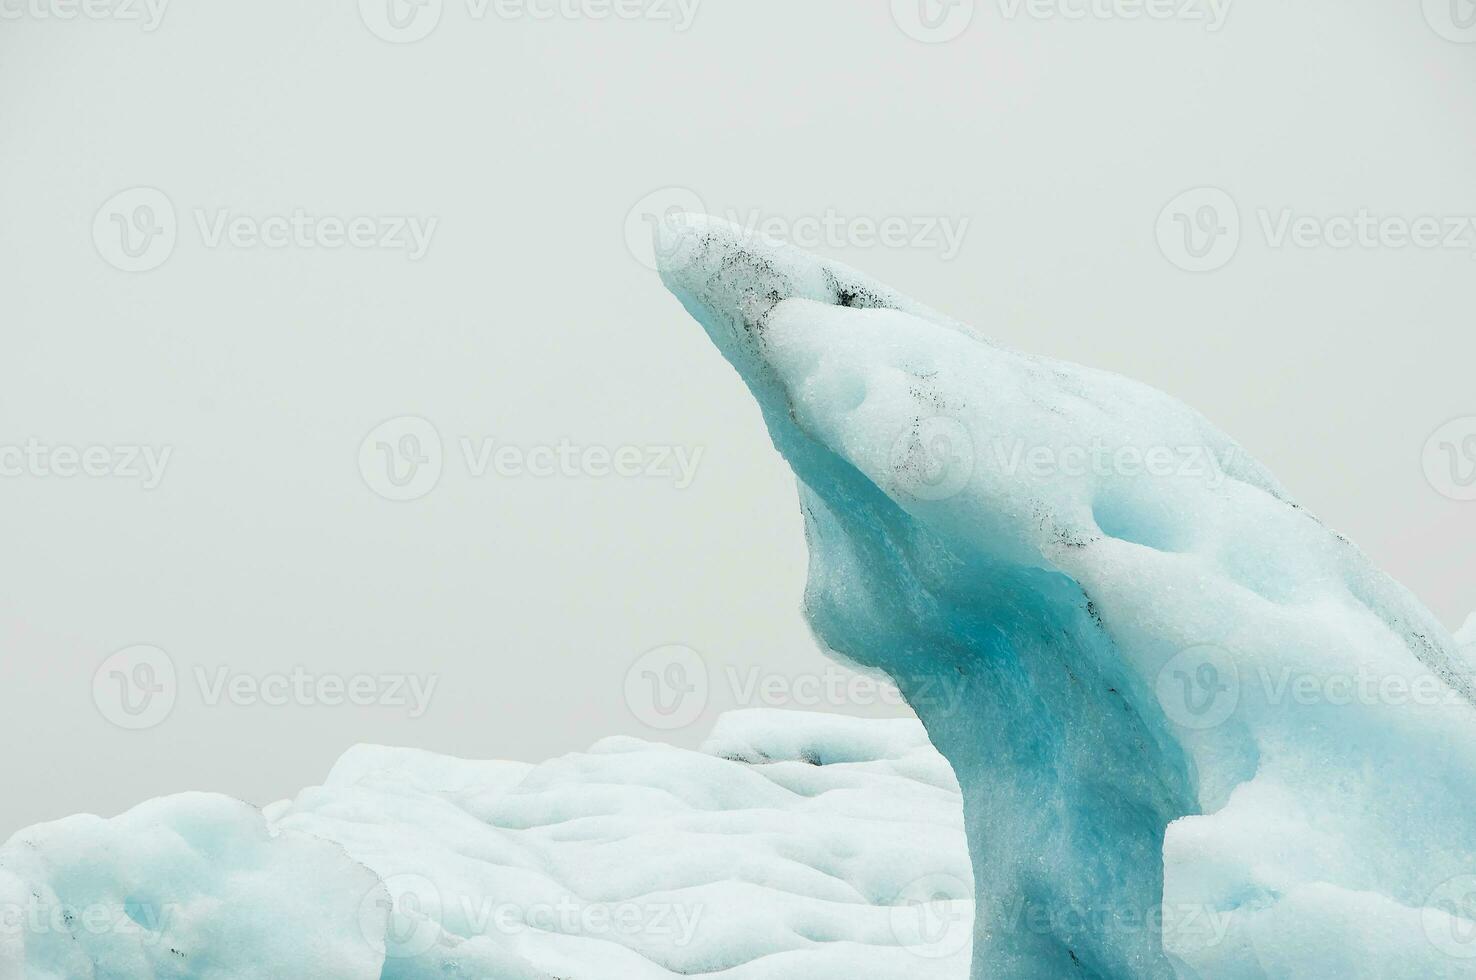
[0,795,388,980]
[0,711,972,979]
[656,213,1476,979]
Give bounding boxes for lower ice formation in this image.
[0,711,971,979]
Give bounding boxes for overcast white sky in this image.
[1,0,1473,833]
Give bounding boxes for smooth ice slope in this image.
[0,711,971,979]
[657,213,1476,980]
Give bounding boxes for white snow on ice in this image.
[1,711,972,979]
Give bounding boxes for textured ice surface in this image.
[657,214,1476,979]
[0,794,387,979]
[1,711,970,979]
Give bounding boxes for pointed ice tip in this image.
[1457,611,1476,649]
[651,210,787,287]
[654,209,961,367]
[649,209,694,262]
[650,209,707,282]
[649,210,713,250]
[651,210,754,248]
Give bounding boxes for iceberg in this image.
[1,711,971,978]
[5,216,1473,980]
[655,214,1476,979]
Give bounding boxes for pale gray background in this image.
[2,0,1473,833]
